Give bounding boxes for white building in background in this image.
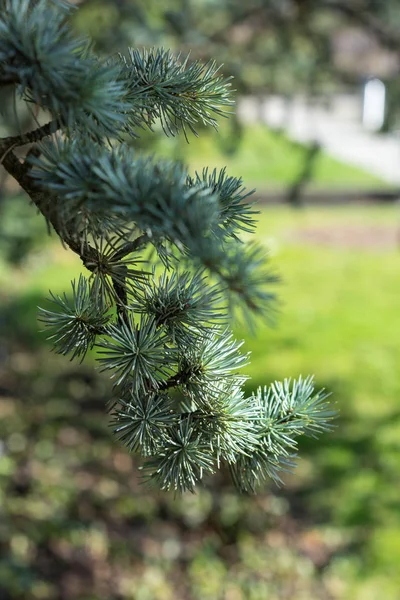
[362,78,386,132]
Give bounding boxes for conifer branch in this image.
[0,120,59,151]
[0,73,18,86]
[111,235,150,260]
[0,0,336,493]
[1,148,139,320]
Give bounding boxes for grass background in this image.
[1,199,400,598]
[1,124,400,599]
[139,123,389,191]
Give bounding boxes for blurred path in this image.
[238,95,400,186]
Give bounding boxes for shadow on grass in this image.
[2,290,399,531]
[0,291,46,351]
[1,291,400,598]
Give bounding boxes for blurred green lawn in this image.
[1,203,400,598]
[0,118,399,598]
[142,123,389,191]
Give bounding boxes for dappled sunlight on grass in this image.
[241,206,400,417]
[2,204,400,598]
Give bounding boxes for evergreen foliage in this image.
[0,0,335,493]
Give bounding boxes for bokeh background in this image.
[1,1,400,598]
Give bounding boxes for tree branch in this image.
[1,149,82,251]
[0,120,60,153]
[208,4,282,45]
[158,368,194,391]
[207,0,400,56]
[111,234,149,261]
[1,147,143,327]
[322,0,400,53]
[113,278,129,324]
[0,73,19,86]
